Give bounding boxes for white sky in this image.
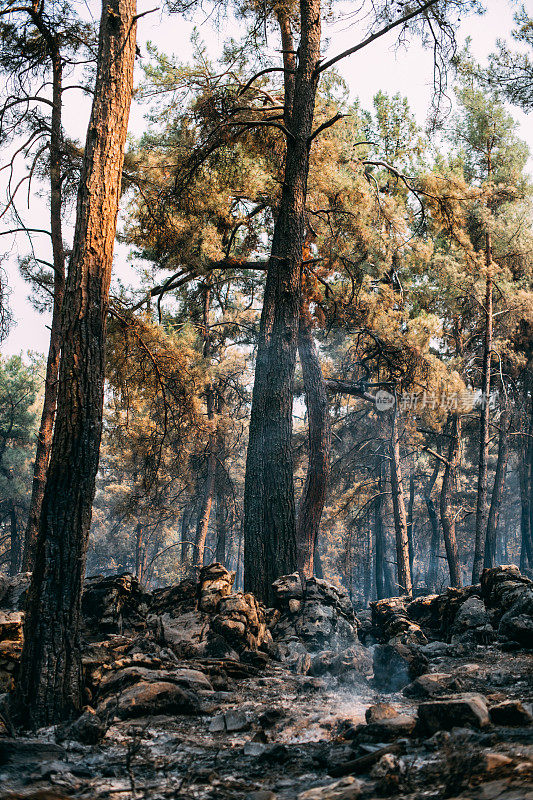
[2,0,531,357]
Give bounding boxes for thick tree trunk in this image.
[389,406,412,596]
[484,407,510,568]
[13,0,136,728]
[440,414,462,588]
[243,0,321,604]
[194,285,217,567]
[472,233,493,582]
[22,50,66,571]
[295,299,331,577]
[425,459,441,591]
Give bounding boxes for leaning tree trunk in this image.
[295,299,331,577]
[243,0,321,604]
[22,48,66,571]
[13,0,137,728]
[440,413,462,588]
[389,404,412,596]
[484,406,510,568]
[472,219,493,582]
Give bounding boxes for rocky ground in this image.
[0,564,532,800]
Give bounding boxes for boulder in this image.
[451,596,490,634]
[354,714,417,742]
[481,565,533,646]
[0,573,30,611]
[198,563,235,612]
[82,573,151,634]
[416,693,490,734]
[489,700,533,726]
[373,643,429,691]
[98,679,200,719]
[371,597,427,646]
[59,708,106,744]
[402,673,457,699]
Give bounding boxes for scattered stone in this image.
[489,700,533,727]
[298,776,361,800]
[352,714,417,742]
[403,672,457,698]
[225,710,249,732]
[417,693,490,734]
[365,703,398,724]
[373,642,429,691]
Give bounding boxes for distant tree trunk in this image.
[364,514,372,603]
[440,414,462,588]
[22,48,66,572]
[180,502,194,567]
[313,538,324,578]
[13,0,137,728]
[484,407,510,568]
[134,522,145,583]
[243,0,321,604]
[374,457,390,599]
[389,405,412,596]
[425,459,441,591]
[472,212,493,583]
[194,285,217,567]
[520,442,533,571]
[406,473,415,581]
[9,503,21,576]
[295,299,331,577]
[215,481,227,565]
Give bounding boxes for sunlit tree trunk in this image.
[13,0,137,728]
[389,405,412,596]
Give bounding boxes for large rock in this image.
[198,563,235,612]
[371,597,427,646]
[373,642,429,691]
[416,693,490,734]
[402,672,457,699]
[489,700,533,726]
[451,596,490,635]
[298,777,361,800]
[98,679,200,719]
[271,576,361,672]
[0,573,30,610]
[82,573,151,634]
[481,566,533,647]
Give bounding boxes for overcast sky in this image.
[2,0,531,357]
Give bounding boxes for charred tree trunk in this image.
[484,407,510,568]
[13,0,137,728]
[472,198,494,583]
[22,45,66,572]
[425,459,441,591]
[134,522,145,583]
[440,414,462,588]
[243,0,321,604]
[519,440,533,570]
[194,285,217,567]
[374,457,390,599]
[389,405,412,596]
[406,473,415,582]
[215,480,227,566]
[295,299,331,577]
[180,502,194,567]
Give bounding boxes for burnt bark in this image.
[9,502,21,576]
[439,414,462,588]
[406,473,415,581]
[425,458,441,591]
[374,456,393,599]
[484,407,510,568]
[22,36,66,571]
[243,0,321,604]
[13,0,137,728]
[194,285,217,567]
[472,207,494,582]
[295,299,331,577]
[389,405,412,596]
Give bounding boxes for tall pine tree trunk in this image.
[484,406,510,568]
[472,208,493,582]
[440,414,462,588]
[13,0,137,728]
[425,458,441,590]
[389,405,412,596]
[243,0,321,603]
[406,472,415,582]
[9,503,21,576]
[194,285,216,567]
[295,299,331,577]
[22,48,66,571]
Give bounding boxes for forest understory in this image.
[0,563,531,800]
